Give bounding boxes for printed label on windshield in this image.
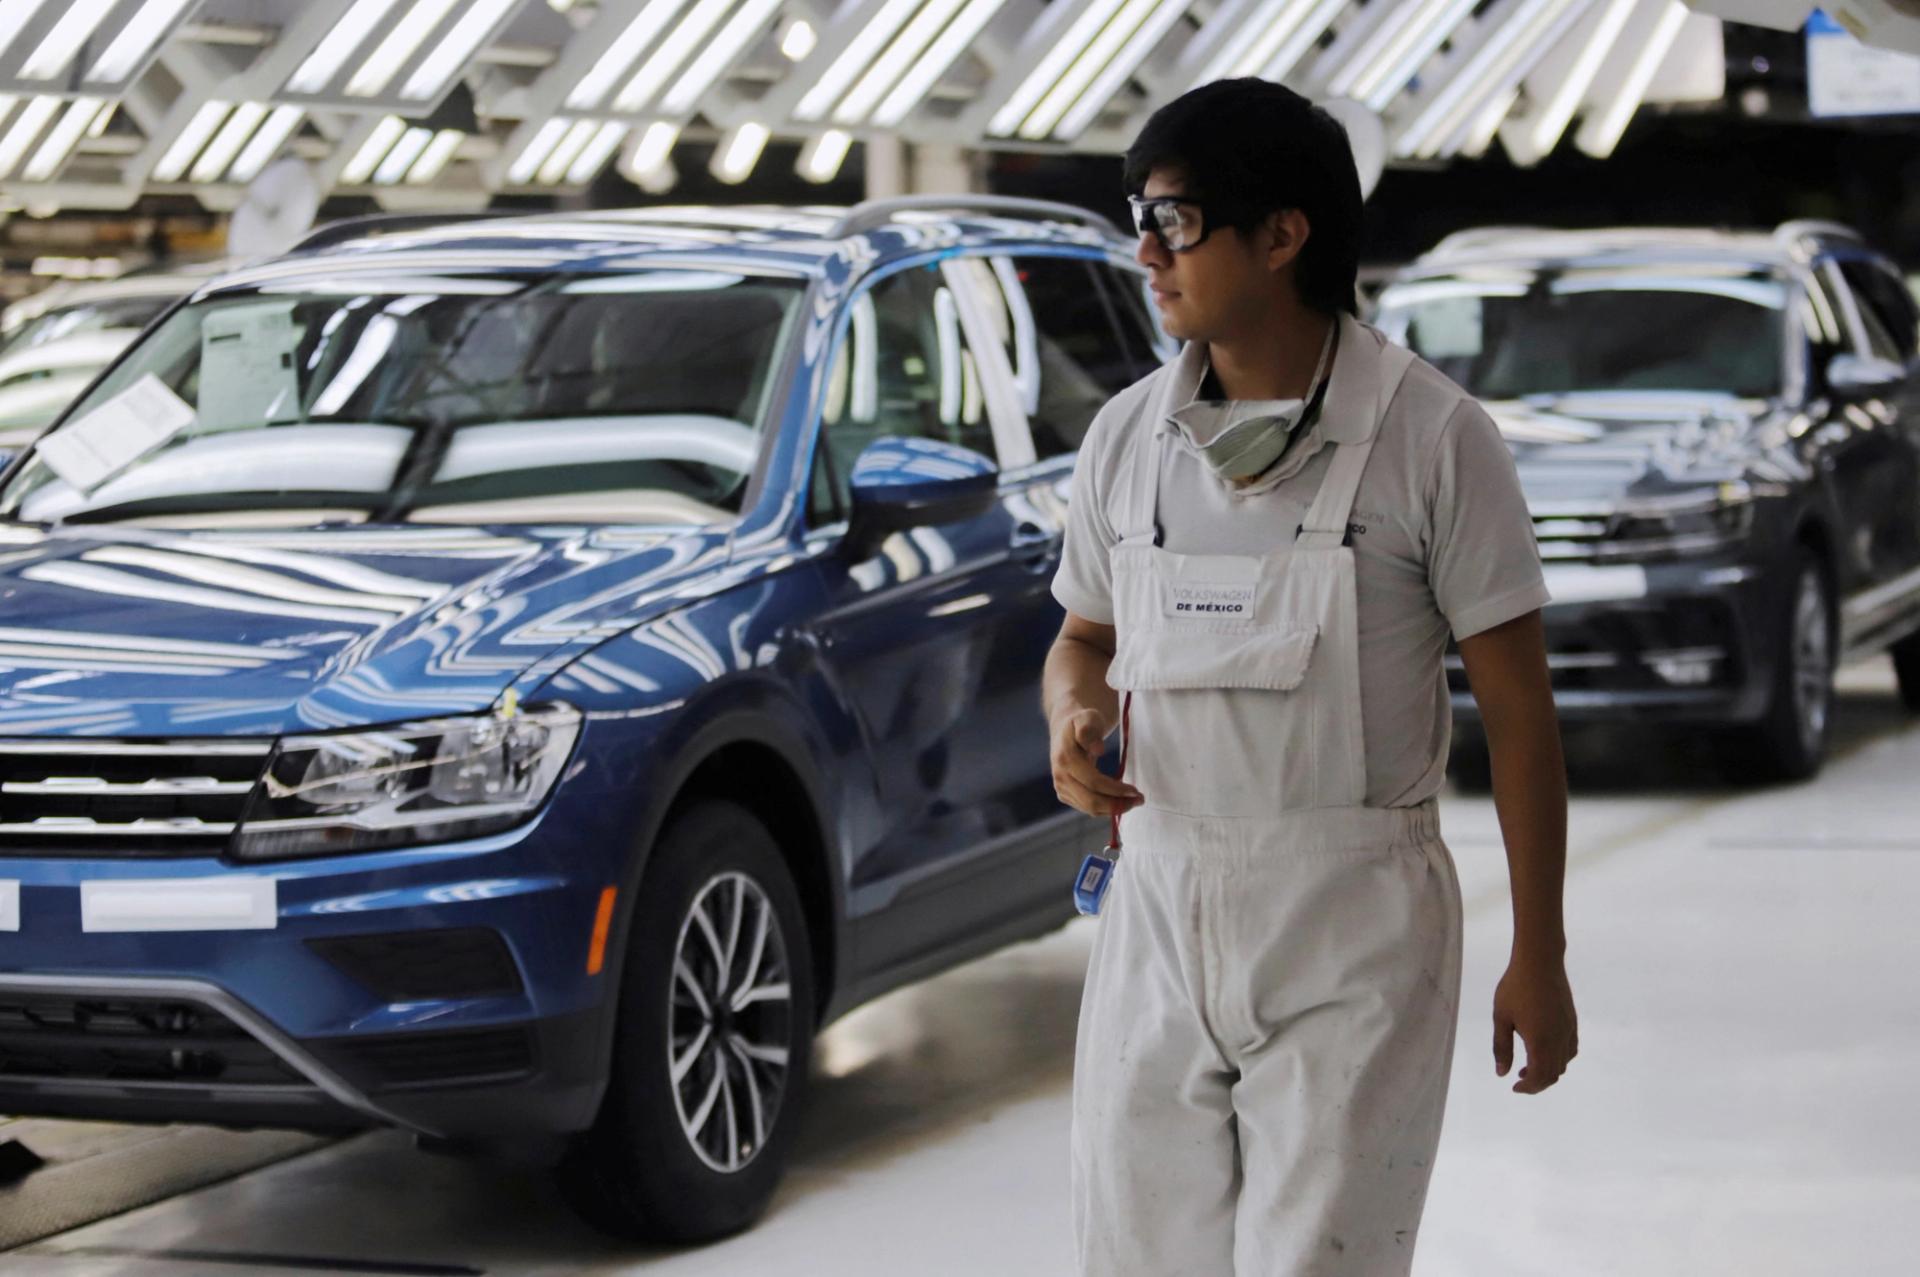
[1163,580,1258,618]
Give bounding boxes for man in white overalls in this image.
[1045,80,1579,1274]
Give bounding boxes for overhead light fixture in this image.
[0,96,63,180]
[85,0,195,84]
[1396,0,1585,158]
[506,116,570,183]
[711,120,769,184]
[1194,0,1345,87]
[289,0,401,94]
[151,98,231,181]
[872,0,1007,126]
[1329,0,1476,110]
[347,0,461,97]
[401,0,518,100]
[341,114,409,183]
[373,126,434,183]
[988,0,1127,136]
[1255,0,1349,82]
[191,100,269,182]
[20,0,114,81]
[535,117,600,185]
[1525,0,1636,158]
[227,105,305,183]
[798,128,852,182]
[1576,0,1688,159]
[568,0,690,109]
[566,120,629,184]
[834,0,970,125]
[662,0,787,114]
[87,103,116,137]
[23,96,107,181]
[613,0,736,111]
[1459,86,1519,158]
[795,0,923,122]
[1020,0,1175,140]
[404,128,465,183]
[1056,0,1193,138]
[626,120,679,178]
[780,19,817,61]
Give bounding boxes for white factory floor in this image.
[5,662,1919,1276]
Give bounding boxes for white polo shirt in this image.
[1052,313,1549,810]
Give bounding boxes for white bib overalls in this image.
[1071,341,1465,1276]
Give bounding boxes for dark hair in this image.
[1123,78,1363,316]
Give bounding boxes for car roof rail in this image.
[286,210,522,255]
[1424,226,1548,257]
[829,194,1125,241]
[1773,219,1865,253]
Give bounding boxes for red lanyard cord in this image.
[1108,690,1133,852]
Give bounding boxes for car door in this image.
[1830,254,1920,649]
[799,257,1066,973]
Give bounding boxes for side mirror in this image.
[845,436,997,559]
[1827,352,1906,399]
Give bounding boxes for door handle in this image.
[1011,521,1059,571]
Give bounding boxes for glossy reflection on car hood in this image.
[0,521,734,737]
[1485,391,1785,506]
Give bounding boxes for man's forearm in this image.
[1487,710,1568,960]
[1044,635,1119,733]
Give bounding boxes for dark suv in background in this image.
[1375,222,1920,780]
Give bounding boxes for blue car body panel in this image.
[0,207,1128,1141]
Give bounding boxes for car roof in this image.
[1399,224,1873,279]
[202,203,1132,295]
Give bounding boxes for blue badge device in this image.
[1071,692,1131,918]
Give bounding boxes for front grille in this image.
[0,739,270,856]
[0,992,304,1086]
[308,929,524,1001]
[1532,510,1611,562]
[319,1027,536,1091]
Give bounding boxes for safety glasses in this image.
[1127,195,1231,253]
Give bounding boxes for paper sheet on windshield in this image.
[1410,296,1483,359]
[197,300,302,431]
[36,373,197,492]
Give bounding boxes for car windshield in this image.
[0,294,179,360]
[0,269,804,528]
[1378,267,1788,400]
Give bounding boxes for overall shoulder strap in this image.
[1298,340,1419,544]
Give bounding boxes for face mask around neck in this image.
[1166,321,1336,482]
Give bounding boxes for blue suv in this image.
[0,198,1168,1240]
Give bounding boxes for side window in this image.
[964,255,1154,464]
[1094,262,1174,372]
[1842,259,1919,359]
[810,264,997,524]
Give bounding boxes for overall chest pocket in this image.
[1107,548,1321,692]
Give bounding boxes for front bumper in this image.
[0,785,638,1142]
[1450,559,1778,725]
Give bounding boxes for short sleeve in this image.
[1051,409,1122,624]
[1425,400,1550,639]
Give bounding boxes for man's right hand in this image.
[1050,705,1142,818]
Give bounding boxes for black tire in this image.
[1740,551,1835,783]
[1893,630,1920,713]
[556,799,815,1243]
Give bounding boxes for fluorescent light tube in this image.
[795,0,924,122]
[289,0,400,94]
[346,0,461,97]
[341,113,408,183]
[402,0,519,100]
[151,99,230,181]
[190,100,268,182]
[85,0,194,83]
[227,104,305,182]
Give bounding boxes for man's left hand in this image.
[1492,956,1578,1094]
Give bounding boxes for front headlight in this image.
[231,703,582,862]
[1599,482,1755,562]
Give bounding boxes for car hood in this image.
[1484,391,1782,507]
[0,520,733,737]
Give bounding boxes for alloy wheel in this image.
[668,872,794,1174]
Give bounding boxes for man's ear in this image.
[1266,208,1311,274]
